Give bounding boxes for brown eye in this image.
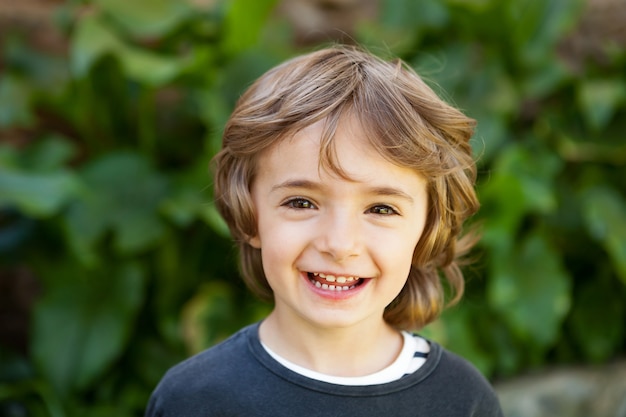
[284,198,316,209]
[368,205,398,215]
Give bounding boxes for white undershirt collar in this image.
[261,331,430,386]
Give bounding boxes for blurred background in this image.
[0,0,625,416]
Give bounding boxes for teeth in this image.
[309,273,360,292]
[312,272,356,283]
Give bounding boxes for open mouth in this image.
[307,272,364,292]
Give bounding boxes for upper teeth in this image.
[313,272,357,283]
[309,272,359,291]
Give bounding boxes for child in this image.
[146,45,503,416]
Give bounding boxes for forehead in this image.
[254,116,426,189]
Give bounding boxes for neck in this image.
[259,311,403,377]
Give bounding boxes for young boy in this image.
[146,46,503,416]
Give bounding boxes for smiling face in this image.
[249,117,429,332]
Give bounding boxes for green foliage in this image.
[32,262,144,395]
[364,0,626,377]
[1,0,625,414]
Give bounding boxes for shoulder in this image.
[145,323,259,416]
[430,342,490,385]
[423,341,504,416]
[166,324,252,381]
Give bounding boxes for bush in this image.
[1,0,624,415]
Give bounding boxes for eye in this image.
[283,198,316,210]
[368,205,399,216]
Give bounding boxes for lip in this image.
[301,271,370,300]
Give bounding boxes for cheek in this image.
[395,244,419,279]
[375,232,420,273]
[257,221,305,263]
[258,219,301,245]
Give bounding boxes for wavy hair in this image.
[212,45,479,330]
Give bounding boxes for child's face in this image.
[249,117,428,332]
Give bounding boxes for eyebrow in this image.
[271,179,320,192]
[270,179,415,204]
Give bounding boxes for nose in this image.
[314,209,363,262]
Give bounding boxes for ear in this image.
[248,235,261,249]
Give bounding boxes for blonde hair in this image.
[213,45,479,330]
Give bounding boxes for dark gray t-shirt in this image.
[146,323,503,417]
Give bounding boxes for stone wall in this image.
[496,360,626,417]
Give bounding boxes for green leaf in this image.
[0,75,35,128]
[63,152,168,263]
[521,59,570,98]
[479,171,526,252]
[0,378,65,417]
[158,158,229,236]
[507,0,583,67]
[419,52,517,162]
[3,35,69,90]
[222,0,278,54]
[159,159,213,227]
[494,143,560,212]
[199,202,230,238]
[118,46,186,87]
[424,306,494,376]
[20,135,77,172]
[70,15,121,78]
[214,49,280,108]
[488,233,571,347]
[181,282,237,353]
[568,279,624,362]
[577,79,626,131]
[0,166,81,217]
[71,16,185,86]
[471,112,508,162]
[484,70,518,116]
[479,143,561,250]
[583,187,626,283]
[380,0,448,31]
[95,0,192,39]
[32,262,145,394]
[445,0,493,11]
[412,43,473,99]
[0,144,19,168]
